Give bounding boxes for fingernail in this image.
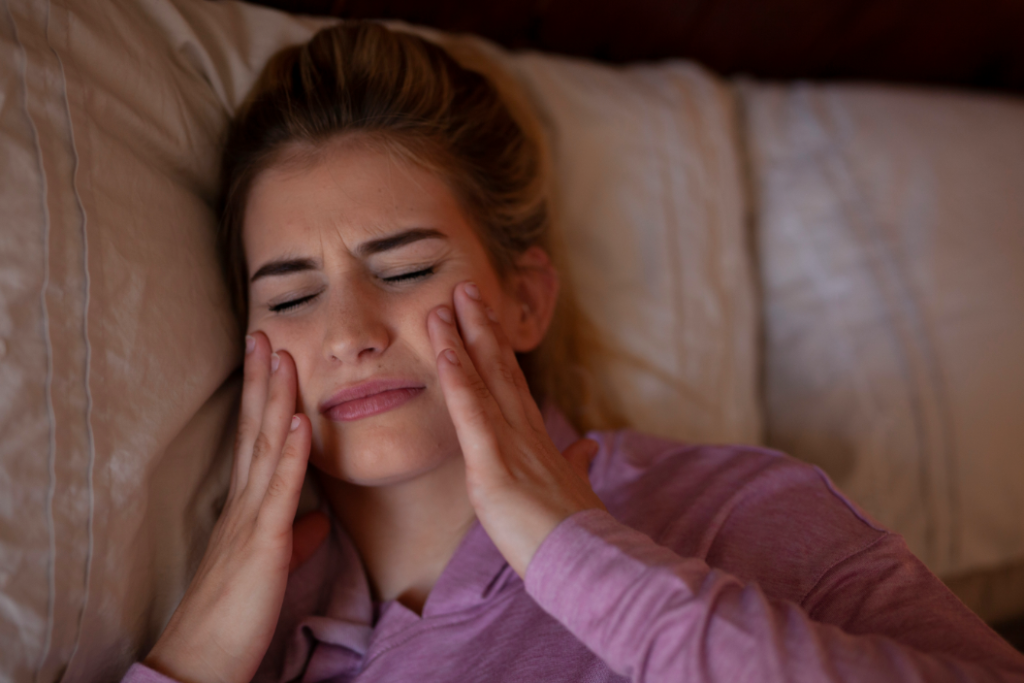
[271,352,280,373]
[485,307,499,323]
[290,415,300,432]
[442,348,459,365]
[437,306,453,324]
[464,282,481,300]
[245,335,255,354]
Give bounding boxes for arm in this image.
[525,508,1024,682]
[126,333,327,683]
[428,280,1024,683]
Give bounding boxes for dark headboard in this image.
[244,0,1024,93]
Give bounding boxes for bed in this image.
[1,0,1022,679]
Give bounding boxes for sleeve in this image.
[524,509,1024,683]
[121,663,179,683]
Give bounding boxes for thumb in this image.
[289,511,330,573]
[563,438,600,483]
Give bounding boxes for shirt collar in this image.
[280,405,581,680]
[420,405,581,616]
[278,516,373,682]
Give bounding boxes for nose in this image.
[322,283,391,364]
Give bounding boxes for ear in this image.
[503,246,560,353]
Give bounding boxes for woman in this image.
[126,21,1023,683]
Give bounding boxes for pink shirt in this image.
[125,411,1024,682]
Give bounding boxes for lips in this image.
[318,378,426,422]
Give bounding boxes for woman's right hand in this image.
[144,332,317,683]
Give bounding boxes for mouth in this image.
[318,378,426,422]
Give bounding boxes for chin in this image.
[310,412,460,487]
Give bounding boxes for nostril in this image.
[357,344,383,359]
[323,322,390,363]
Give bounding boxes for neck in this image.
[319,454,476,615]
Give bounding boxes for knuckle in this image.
[265,471,290,500]
[251,431,274,461]
[466,402,491,425]
[472,380,492,403]
[496,362,518,387]
[463,370,489,396]
[236,416,261,441]
[280,439,303,463]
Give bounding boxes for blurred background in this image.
[250,0,1024,92]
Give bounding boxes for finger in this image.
[230,331,272,496]
[259,412,312,534]
[244,348,300,500]
[427,307,506,472]
[289,510,330,573]
[563,438,600,483]
[483,305,548,434]
[451,282,538,431]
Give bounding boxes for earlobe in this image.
[507,246,559,353]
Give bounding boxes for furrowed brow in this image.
[250,257,318,283]
[357,228,446,257]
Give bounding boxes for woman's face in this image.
[243,139,528,486]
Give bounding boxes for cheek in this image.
[248,318,322,415]
[385,277,458,351]
[455,251,512,313]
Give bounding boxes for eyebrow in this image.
[356,228,446,257]
[250,228,447,283]
[250,257,318,283]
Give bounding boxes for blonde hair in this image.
[219,21,621,433]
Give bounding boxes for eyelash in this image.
[269,293,318,313]
[267,267,436,314]
[382,266,435,283]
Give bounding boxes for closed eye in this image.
[267,267,435,312]
[382,266,435,283]
[269,292,319,313]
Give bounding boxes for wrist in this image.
[143,628,226,683]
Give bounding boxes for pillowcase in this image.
[502,53,760,447]
[0,1,758,679]
[742,80,1024,579]
[0,2,332,680]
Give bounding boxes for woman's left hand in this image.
[427,281,607,578]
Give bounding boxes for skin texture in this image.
[243,138,520,487]
[144,138,604,683]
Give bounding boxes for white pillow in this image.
[742,81,1024,579]
[504,54,760,447]
[0,1,759,679]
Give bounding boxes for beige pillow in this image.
[0,1,331,680]
[0,1,758,679]
[505,54,760,446]
[743,81,1024,579]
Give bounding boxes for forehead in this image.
[242,139,476,265]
